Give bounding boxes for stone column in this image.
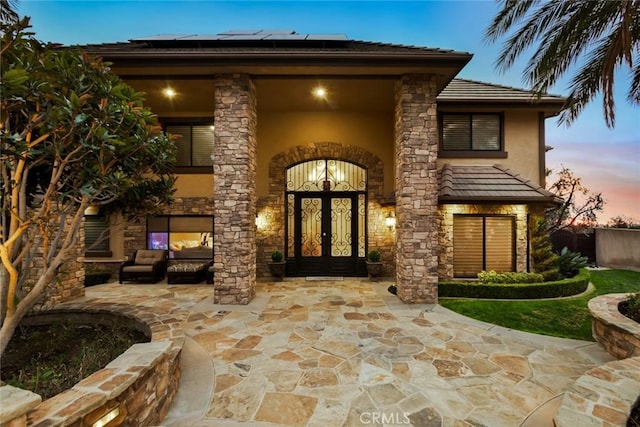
[394,74,439,303]
[213,74,257,304]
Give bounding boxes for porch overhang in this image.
[78,32,473,93]
[438,164,564,206]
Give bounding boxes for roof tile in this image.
[438,164,562,204]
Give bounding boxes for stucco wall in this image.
[436,109,542,185]
[595,228,640,270]
[174,174,214,198]
[256,111,394,198]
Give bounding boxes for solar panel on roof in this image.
[256,30,296,35]
[219,30,262,35]
[220,34,270,40]
[130,34,196,41]
[306,34,349,41]
[180,34,226,41]
[263,34,307,40]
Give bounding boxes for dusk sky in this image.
[18,0,639,224]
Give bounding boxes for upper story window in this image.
[164,122,214,171]
[440,113,505,157]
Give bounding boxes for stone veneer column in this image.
[394,75,439,303]
[213,74,257,304]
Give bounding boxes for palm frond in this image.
[486,0,640,128]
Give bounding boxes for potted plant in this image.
[268,250,286,281]
[366,249,383,281]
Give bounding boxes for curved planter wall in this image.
[589,293,640,360]
[554,293,640,426]
[0,304,185,427]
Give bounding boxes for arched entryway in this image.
[285,159,367,276]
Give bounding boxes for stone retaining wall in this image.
[554,356,640,426]
[553,293,640,426]
[1,303,185,427]
[589,293,640,360]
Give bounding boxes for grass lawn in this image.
[439,269,640,341]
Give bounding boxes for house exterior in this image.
[81,30,563,305]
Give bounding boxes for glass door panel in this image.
[300,198,322,257]
[331,198,352,257]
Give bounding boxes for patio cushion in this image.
[122,265,154,273]
[135,250,165,265]
[167,262,208,273]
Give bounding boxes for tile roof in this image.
[438,164,562,204]
[438,79,565,104]
[77,31,471,57]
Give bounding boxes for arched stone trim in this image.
[257,142,395,278]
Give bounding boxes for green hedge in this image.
[438,269,590,299]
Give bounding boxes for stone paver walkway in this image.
[82,278,612,426]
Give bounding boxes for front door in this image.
[285,159,367,277]
[293,194,359,276]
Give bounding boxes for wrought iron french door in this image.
[284,159,368,277]
[290,193,360,276]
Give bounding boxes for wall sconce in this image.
[255,214,260,227]
[385,212,396,230]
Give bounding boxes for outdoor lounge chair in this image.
[119,249,168,284]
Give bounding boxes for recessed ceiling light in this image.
[162,88,176,99]
[312,86,327,99]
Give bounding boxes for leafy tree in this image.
[485,0,640,128]
[529,215,560,282]
[0,0,18,24]
[608,215,640,228]
[546,166,605,233]
[0,18,176,355]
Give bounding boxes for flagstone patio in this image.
[77,278,612,426]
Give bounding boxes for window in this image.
[441,114,502,152]
[147,215,214,259]
[453,215,514,277]
[164,123,214,168]
[85,215,112,257]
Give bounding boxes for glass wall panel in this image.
[453,216,483,277]
[485,217,513,272]
[301,198,322,257]
[287,194,295,256]
[331,198,352,257]
[358,195,366,257]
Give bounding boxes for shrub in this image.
[529,216,560,281]
[619,293,640,323]
[439,269,590,299]
[83,263,111,287]
[557,247,589,278]
[271,250,283,262]
[367,250,381,262]
[477,271,544,284]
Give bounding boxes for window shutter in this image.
[485,217,513,272]
[191,125,215,166]
[442,115,471,150]
[453,216,483,277]
[166,125,192,166]
[471,115,500,150]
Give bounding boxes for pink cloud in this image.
[547,141,640,223]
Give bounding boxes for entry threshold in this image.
[305,276,344,281]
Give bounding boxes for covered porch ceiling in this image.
[122,77,397,116]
